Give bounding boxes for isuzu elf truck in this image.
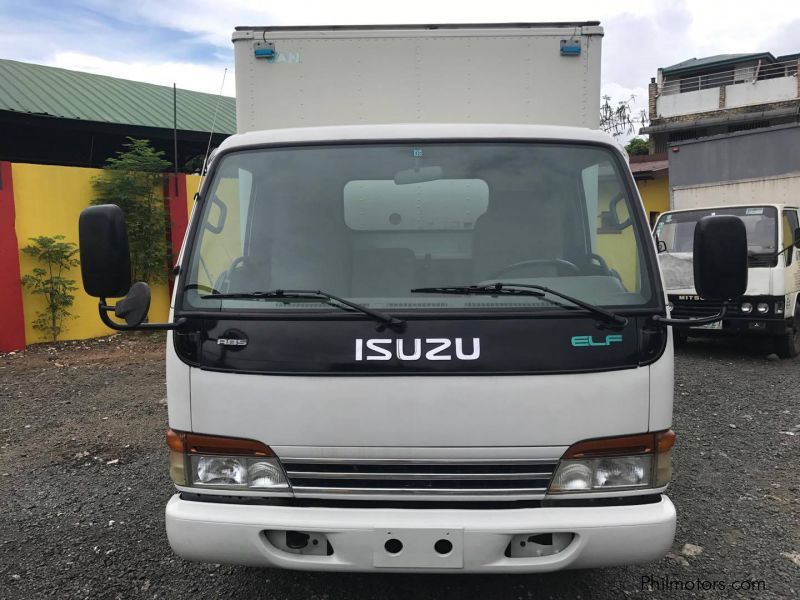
[78,23,747,573]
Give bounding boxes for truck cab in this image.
[655,203,800,356]
[163,123,681,572]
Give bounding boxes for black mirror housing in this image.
[694,215,747,300]
[79,205,132,298]
[114,282,151,326]
[794,227,800,250]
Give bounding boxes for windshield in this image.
[182,143,654,313]
[655,206,778,289]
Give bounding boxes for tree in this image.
[625,137,649,156]
[92,138,171,283]
[600,95,649,139]
[21,236,80,342]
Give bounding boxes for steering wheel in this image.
[214,255,251,293]
[491,258,581,279]
[588,253,611,273]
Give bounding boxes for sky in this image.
[0,0,798,134]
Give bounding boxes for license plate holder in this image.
[373,529,464,569]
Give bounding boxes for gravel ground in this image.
[1,333,798,599]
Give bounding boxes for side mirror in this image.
[78,204,132,298]
[694,215,747,300]
[113,281,151,326]
[794,227,800,249]
[78,205,185,331]
[599,193,632,232]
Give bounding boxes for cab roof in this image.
[661,203,797,215]
[216,123,624,155]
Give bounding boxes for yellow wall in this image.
[596,180,639,291]
[636,173,670,221]
[13,163,170,344]
[186,174,202,217]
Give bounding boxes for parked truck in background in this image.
[656,203,800,356]
[77,23,747,573]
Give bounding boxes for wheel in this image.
[774,303,800,358]
[490,258,581,279]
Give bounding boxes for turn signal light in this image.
[166,429,274,456]
[564,430,674,459]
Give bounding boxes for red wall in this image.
[0,162,26,351]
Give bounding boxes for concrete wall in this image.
[670,125,800,189]
[657,76,799,118]
[726,77,797,109]
[657,87,719,118]
[673,174,800,210]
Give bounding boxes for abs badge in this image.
[570,334,623,348]
[215,329,248,350]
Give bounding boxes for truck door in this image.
[783,209,800,311]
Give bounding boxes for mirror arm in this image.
[98,300,187,331]
[651,304,727,327]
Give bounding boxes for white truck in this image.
[656,203,800,356]
[77,23,747,573]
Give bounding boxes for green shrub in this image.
[21,235,80,342]
[92,138,171,283]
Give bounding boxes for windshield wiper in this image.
[411,283,628,328]
[201,289,405,331]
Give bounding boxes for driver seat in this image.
[472,191,565,282]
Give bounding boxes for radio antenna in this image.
[197,67,228,195]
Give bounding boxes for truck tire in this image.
[775,304,800,358]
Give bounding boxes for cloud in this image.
[761,18,800,57]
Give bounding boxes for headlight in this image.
[247,459,289,488]
[756,302,769,314]
[190,455,288,488]
[550,462,593,491]
[594,456,651,487]
[167,430,290,491]
[775,301,784,315]
[192,455,247,486]
[740,302,753,313]
[549,430,674,494]
[550,455,651,492]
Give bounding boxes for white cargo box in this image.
[232,23,603,133]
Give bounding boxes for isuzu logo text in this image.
[355,338,480,361]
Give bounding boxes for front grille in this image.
[282,458,558,500]
[670,297,730,319]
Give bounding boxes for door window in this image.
[783,210,799,266]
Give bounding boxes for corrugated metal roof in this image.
[629,159,668,174]
[0,59,236,134]
[662,53,774,76]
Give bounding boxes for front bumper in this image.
[165,494,676,573]
[678,317,788,336]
